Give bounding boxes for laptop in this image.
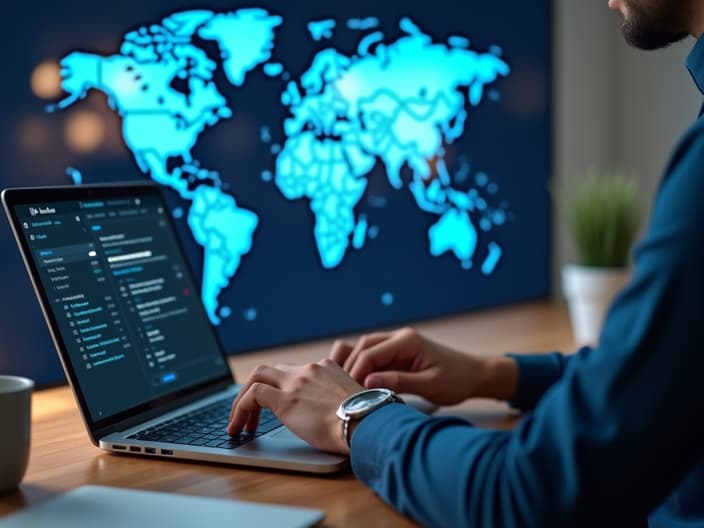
[2,183,347,473]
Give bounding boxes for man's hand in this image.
[330,327,518,405]
[227,359,364,455]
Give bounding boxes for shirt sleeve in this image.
[508,349,591,410]
[349,128,704,527]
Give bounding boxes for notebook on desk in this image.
[0,486,325,527]
[2,183,346,473]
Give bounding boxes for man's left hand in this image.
[227,358,364,455]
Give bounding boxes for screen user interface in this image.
[15,194,230,421]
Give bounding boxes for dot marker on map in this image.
[308,19,336,41]
[352,215,368,250]
[243,308,258,322]
[172,207,184,219]
[475,172,489,187]
[263,63,284,77]
[260,126,272,143]
[367,196,387,209]
[482,242,503,276]
[381,292,395,306]
[347,17,379,31]
[492,210,506,226]
[448,36,470,49]
[66,166,83,185]
[489,45,504,56]
[219,306,232,319]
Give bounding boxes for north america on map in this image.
[50,8,512,325]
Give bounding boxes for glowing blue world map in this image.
[50,8,511,325]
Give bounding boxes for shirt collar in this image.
[686,35,704,96]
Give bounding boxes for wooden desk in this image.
[0,301,574,526]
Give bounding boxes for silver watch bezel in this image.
[337,388,396,420]
[336,389,403,450]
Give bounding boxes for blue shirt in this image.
[350,36,704,527]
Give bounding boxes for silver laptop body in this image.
[2,183,346,474]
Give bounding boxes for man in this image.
[228,0,704,525]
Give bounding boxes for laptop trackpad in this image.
[269,428,300,441]
[240,427,320,457]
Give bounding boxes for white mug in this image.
[0,376,33,494]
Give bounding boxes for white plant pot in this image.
[562,264,631,346]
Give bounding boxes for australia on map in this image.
[49,7,512,325]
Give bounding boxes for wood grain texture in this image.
[0,300,575,526]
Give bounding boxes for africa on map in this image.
[50,7,512,325]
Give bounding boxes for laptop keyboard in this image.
[127,397,283,450]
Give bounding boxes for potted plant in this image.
[561,169,641,346]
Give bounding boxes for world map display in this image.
[50,7,511,325]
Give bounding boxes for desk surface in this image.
[0,301,574,526]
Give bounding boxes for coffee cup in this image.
[0,376,33,495]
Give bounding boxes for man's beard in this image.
[620,1,689,50]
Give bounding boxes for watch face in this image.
[346,389,390,414]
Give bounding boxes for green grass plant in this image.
[566,169,640,268]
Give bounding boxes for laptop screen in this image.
[11,189,230,422]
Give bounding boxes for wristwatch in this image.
[336,388,404,450]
